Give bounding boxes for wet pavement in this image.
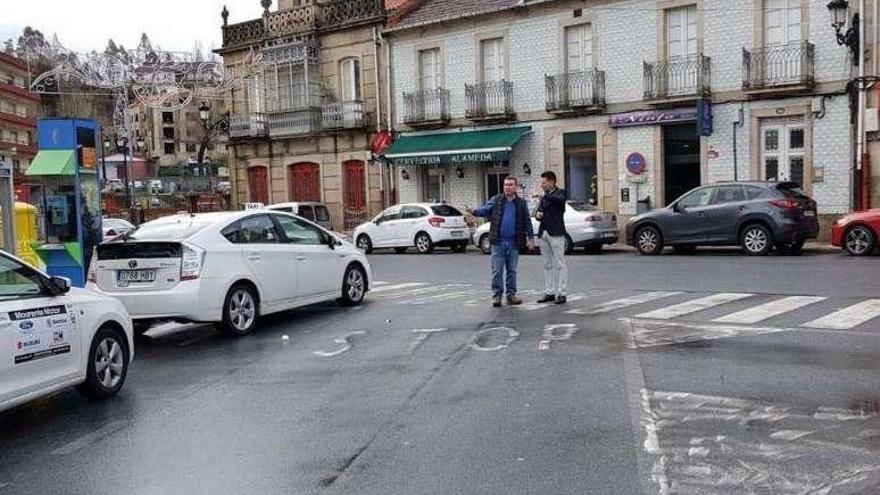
[1,249,879,494]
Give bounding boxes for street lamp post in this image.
[827,0,869,210]
[196,101,229,195]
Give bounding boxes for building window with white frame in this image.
[340,58,362,102]
[480,38,505,83]
[564,24,592,73]
[761,120,805,185]
[419,48,440,91]
[765,0,802,47]
[666,5,697,60]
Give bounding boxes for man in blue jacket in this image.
[534,171,568,304]
[467,176,535,307]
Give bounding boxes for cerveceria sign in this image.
[391,151,508,166]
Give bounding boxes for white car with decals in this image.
[0,251,134,413]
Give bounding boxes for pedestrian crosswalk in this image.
[369,282,880,331]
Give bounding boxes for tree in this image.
[3,39,13,54]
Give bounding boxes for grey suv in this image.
[626,182,819,256]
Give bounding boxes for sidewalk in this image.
[604,242,841,255]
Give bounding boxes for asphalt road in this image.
[2,247,880,495]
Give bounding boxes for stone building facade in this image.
[217,0,390,231]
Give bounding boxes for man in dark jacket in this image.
[534,171,568,304]
[467,176,535,307]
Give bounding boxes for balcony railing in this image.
[322,101,367,130]
[403,88,451,127]
[267,108,323,137]
[743,42,815,91]
[545,70,606,113]
[221,0,385,48]
[465,80,515,121]
[644,54,711,101]
[229,113,268,138]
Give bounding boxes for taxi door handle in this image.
[295,255,307,261]
[247,254,262,261]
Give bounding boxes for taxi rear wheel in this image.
[77,325,129,400]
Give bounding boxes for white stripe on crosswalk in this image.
[635,293,754,320]
[370,282,427,293]
[566,291,684,316]
[713,296,827,324]
[801,299,880,330]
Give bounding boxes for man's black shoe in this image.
[537,294,556,304]
[555,295,567,305]
[492,298,502,308]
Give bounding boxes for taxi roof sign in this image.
[244,203,265,211]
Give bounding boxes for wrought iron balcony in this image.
[323,101,368,130]
[643,55,711,101]
[267,108,323,137]
[743,42,815,92]
[465,80,515,122]
[229,113,268,138]
[403,88,451,128]
[545,70,606,113]
[221,0,385,49]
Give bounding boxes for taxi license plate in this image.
[602,232,617,238]
[451,231,464,237]
[118,269,156,283]
[804,210,815,217]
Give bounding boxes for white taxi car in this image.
[88,210,371,337]
[472,201,619,254]
[353,203,470,254]
[1,251,133,413]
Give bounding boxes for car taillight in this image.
[180,243,205,281]
[585,215,602,222]
[87,247,97,283]
[769,198,800,210]
[428,216,446,227]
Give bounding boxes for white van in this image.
[266,202,332,230]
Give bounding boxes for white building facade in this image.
[383,0,860,238]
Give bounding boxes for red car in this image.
[831,209,880,256]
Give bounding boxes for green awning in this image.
[25,150,77,176]
[382,127,531,166]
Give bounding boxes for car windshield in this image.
[568,201,599,212]
[430,205,462,216]
[123,216,214,241]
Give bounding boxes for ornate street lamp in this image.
[827,0,860,64]
[199,101,211,127]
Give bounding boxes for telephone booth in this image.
[25,119,102,286]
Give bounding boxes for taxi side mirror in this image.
[49,276,71,295]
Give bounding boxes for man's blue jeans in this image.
[491,240,519,300]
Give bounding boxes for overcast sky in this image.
[1,0,266,54]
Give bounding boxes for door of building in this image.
[663,123,701,206]
[343,160,366,231]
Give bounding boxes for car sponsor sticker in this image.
[9,306,71,365]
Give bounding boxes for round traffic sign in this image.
[625,152,647,176]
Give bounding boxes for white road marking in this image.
[408,328,448,354]
[468,326,519,352]
[537,324,579,350]
[566,291,684,316]
[802,299,880,329]
[52,420,129,455]
[635,293,754,320]
[713,296,827,324]
[640,389,880,494]
[369,282,427,293]
[313,331,366,357]
[625,319,790,348]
